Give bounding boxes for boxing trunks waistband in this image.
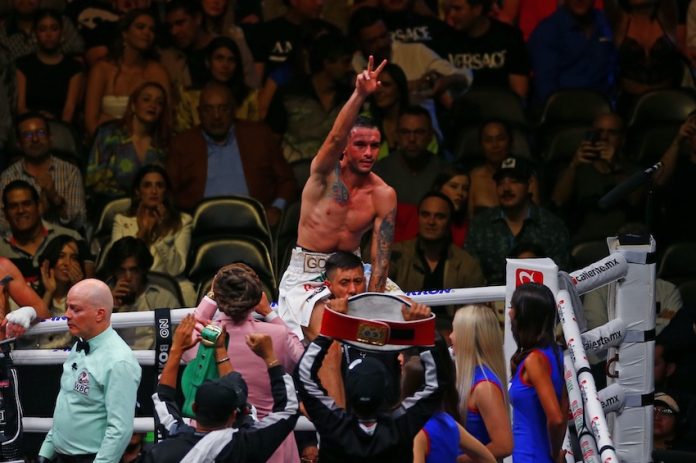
[290,247,361,274]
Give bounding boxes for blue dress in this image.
[465,364,504,445]
[423,411,460,463]
[509,345,564,463]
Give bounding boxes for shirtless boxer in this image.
[277,57,398,340]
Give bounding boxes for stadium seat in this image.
[274,201,300,276]
[627,88,696,128]
[188,237,277,299]
[677,279,696,310]
[89,197,131,259]
[147,271,185,307]
[48,119,84,168]
[571,240,609,270]
[631,125,680,166]
[537,89,612,128]
[449,88,528,128]
[540,126,589,162]
[191,196,272,256]
[657,242,696,285]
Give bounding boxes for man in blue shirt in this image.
[38,279,141,463]
[528,0,617,106]
[167,82,297,226]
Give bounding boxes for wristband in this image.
[200,324,223,347]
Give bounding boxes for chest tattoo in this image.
[331,166,349,205]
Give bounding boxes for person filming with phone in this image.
[551,112,645,244]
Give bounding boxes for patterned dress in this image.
[86,121,165,199]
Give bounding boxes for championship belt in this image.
[320,293,436,352]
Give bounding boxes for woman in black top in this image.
[16,9,84,123]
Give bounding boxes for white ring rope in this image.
[14,253,633,439]
[22,416,318,433]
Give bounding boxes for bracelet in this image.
[266,359,280,369]
[216,357,230,365]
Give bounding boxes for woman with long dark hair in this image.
[509,283,568,463]
[86,81,170,203]
[451,305,512,461]
[432,166,471,246]
[110,164,193,303]
[32,235,87,348]
[176,36,260,132]
[84,8,171,136]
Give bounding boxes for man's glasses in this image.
[20,129,48,141]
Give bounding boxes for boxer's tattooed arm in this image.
[368,207,396,292]
[331,164,349,205]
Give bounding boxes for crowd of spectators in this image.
[1,0,696,460]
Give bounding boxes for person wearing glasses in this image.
[166,82,297,225]
[0,112,86,231]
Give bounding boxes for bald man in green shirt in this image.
[38,279,141,463]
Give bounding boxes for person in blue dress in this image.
[401,340,495,463]
[451,304,512,461]
[509,282,568,463]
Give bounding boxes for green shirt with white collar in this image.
[39,326,141,462]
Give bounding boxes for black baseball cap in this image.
[493,157,534,183]
[344,357,388,416]
[195,372,248,423]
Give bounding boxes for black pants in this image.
[54,453,96,463]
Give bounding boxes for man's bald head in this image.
[66,279,114,339]
[70,279,114,314]
[198,82,235,141]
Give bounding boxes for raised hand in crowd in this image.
[172,314,201,353]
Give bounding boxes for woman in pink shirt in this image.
[187,263,305,463]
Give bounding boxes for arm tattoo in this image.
[369,207,396,292]
[330,163,349,205]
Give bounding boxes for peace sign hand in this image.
[355,55,387,97]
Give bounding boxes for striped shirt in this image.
[0,156,86,231]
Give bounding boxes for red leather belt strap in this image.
[320,308,435,347]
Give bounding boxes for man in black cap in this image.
[295,302,447,463]
[465,156,570,284]
[142,315,299,463]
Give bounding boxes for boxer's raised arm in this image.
[310,56,386,177]
[368,184,396,292]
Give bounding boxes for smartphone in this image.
[584,130,601,159]
[585,130,601,144]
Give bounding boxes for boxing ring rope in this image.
[14,246,654,463]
